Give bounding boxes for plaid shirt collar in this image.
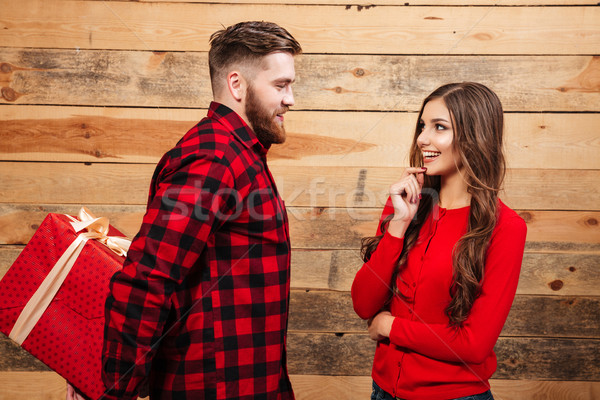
[208,101,270,157]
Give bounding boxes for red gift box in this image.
[0,208,130,400]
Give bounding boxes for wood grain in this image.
[0,335,49,371]
[0,371,148,400]
[285,333,600,379]
[2,50,599,111]
[2,2,598,54]
[145,0,600,4]
[0,0,597,395]
[0,371,598,400]
[0,204,598,247]
[1,106,599,170]
[488,379,600,400]
[289,248,600,295]
[2,244,598,296]
[289,375,600,400]
[0,371,65,400]
[1,163,599,212]
[1,332,599,383]
[288,290,600,337]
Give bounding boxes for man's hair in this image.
[208,21,302,94]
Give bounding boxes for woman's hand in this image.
[368,311,395,341]
[387,167,426,237]
[66,382,87,400]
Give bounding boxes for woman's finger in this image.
[403,167,426,177]
[402,174,419,204]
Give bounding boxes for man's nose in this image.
[283,89,295,107]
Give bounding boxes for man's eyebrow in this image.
[274,77,295,83]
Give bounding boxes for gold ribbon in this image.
[9,207,131,345]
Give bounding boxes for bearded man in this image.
[91,21,301,400]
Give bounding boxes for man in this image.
[93,21,301,400]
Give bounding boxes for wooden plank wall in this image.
[1,0,599,399]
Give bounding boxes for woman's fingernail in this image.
[421,167,427,171]
[418,193,422,199]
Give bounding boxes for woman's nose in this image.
[416,130,429,146]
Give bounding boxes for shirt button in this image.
[412,282,416,287]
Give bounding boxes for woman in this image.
[351,82,527,400]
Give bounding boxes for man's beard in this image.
[245,85,288,147]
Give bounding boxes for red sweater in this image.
[351,199,526,399]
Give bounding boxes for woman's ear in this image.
[227,71,246,102]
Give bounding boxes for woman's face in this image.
[416,98,463,178]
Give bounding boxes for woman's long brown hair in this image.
[361,82,506,327]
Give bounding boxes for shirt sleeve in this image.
[388,213,527,364]
[351,200,402,320]
[101,153,236,400]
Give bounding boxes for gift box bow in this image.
[9,207,131,345]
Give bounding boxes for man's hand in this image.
[66,382,87,400]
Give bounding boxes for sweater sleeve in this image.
[388,212,527,364]
[351,201,403,320]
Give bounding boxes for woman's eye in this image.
[435,124,446,131]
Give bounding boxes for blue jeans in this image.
[371,381,494,400]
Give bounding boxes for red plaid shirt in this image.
[102,102,294,400]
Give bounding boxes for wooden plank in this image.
[516,252,600,296]
[500,169,600,211]
[0,106,197,164]
[286,333,600,379]
[0,204,598,247]
[493,337,600,381]
[291,249,362,291]
[0,334,49,371]
[2,2,598,54]
[145,0,600,4]
[0,370,148,400]
[2,50,599,111]
[1,163,599,211]
[2,333,600,382]
[2,106,599,170]
[297,249,600,295]
[516,210,600,244]
[290,248,600,295]
[0,246,22,277]
[504,113,600,170]
[0,371,65,400]
[488,379,600,400]
[0,372,598,400]
[0,204,146,246]
[2,244,598,295]
[289,290,366,333]
[503,295,600,338]
[288,333,376,376]
[289,290,600,338]
[289,375,373,400]
[289,375,600,400]
[0,162,154,206]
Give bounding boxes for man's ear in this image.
[227,71,246,102]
